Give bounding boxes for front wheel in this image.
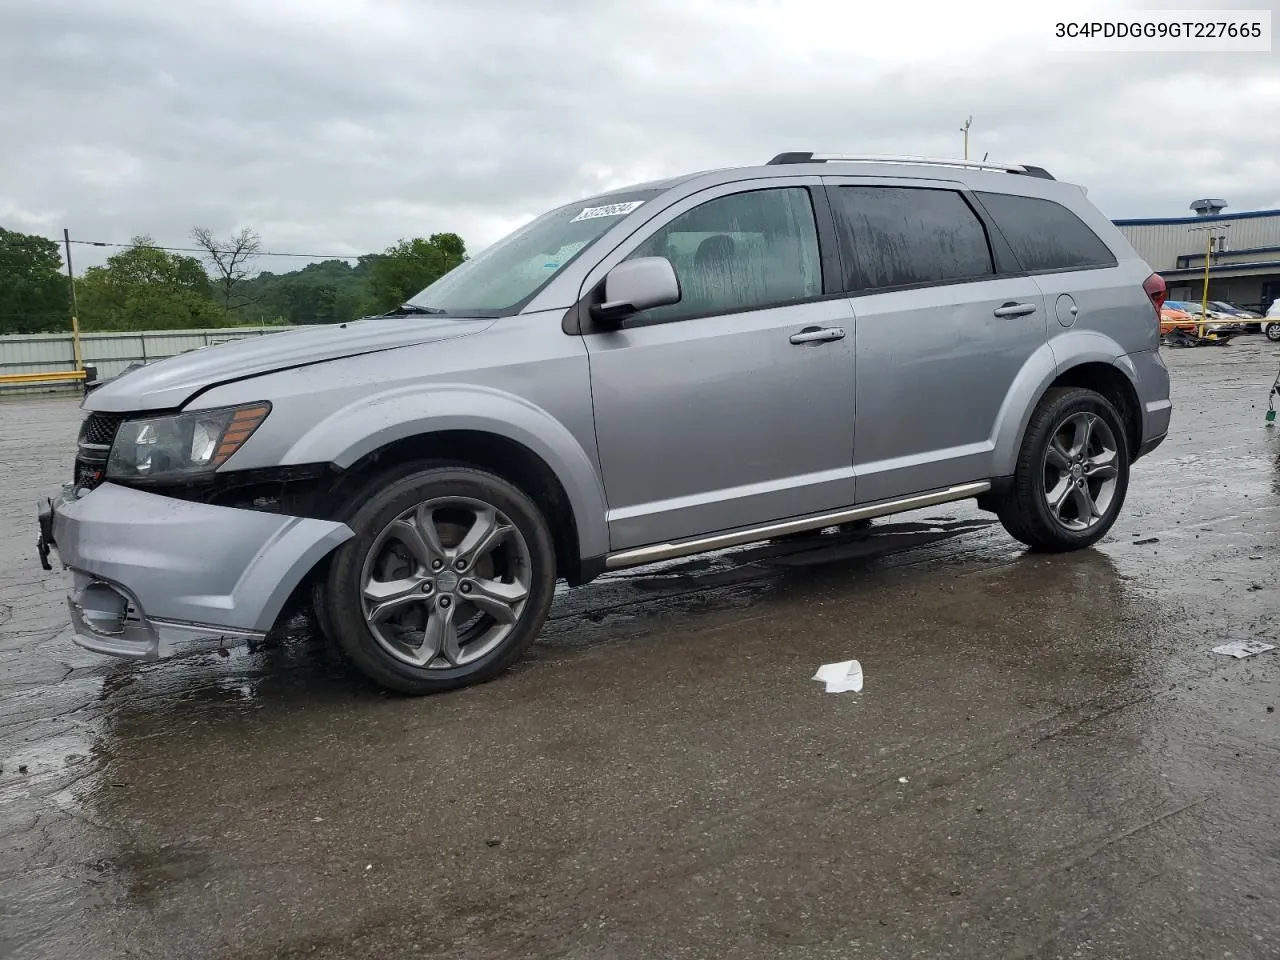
[323,464,556,694]
[996,387,1130,552]
[1266,322,1280,342]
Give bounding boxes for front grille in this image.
[79,412,124,447]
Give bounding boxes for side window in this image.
[832,186,994,291]
[626,187,822,322]
[975,191,1118,273]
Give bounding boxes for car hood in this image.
[84,315,495,413]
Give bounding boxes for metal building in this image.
[1113,202,1280,314]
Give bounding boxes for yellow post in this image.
[1199,229,1211,339]
[71,314,84,369]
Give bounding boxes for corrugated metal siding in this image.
[0,335,77,375]
[0,327,294,388]
[1119,214,1280,270]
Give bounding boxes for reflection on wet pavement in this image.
[3,341,1280,959]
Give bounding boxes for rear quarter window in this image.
[975,191,1118,273]
[831,186,995,291]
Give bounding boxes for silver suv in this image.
[37,153,1172,694]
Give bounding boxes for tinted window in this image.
[832,186,994,290]
[626,187,822,322]
[975,191,1117,273]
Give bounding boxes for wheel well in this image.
[326,431,582,582]
[1049,362,1142,457]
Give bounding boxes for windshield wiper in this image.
[385,303,447,316]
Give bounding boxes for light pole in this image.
[960,116,972,160]
[1188,223,1230,337]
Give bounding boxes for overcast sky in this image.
[2,0,1278,273]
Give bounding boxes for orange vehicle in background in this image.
[1160,303,1197,335]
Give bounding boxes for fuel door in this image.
[1055,293,1079,328]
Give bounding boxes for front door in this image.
[582,182,858,551]
[823,178,1050,503]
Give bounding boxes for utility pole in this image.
[1188,223,1230,338]
[960,116,972,160]
[62,228,83,372]
[1200,229,1212,337]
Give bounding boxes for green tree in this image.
[362,233,466,314]
[78,236,229,331]
[234,258,370,325]
[0,227,69,334]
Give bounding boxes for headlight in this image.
[107,402,271,481]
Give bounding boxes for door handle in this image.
[993,302,1037,318]
[789,326,846,344]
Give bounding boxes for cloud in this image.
[1,0,1276,273]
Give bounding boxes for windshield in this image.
[405,190,661,315]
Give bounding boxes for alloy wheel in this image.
[359,497,532,669]
[1041,412,1120,532]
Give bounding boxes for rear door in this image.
[579,180,858,551]
[822,177,1050,504]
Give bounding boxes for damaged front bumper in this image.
[38,482,352,660]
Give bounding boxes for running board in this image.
[604,481,992,570]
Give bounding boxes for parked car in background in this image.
[37,152,1173,694]
[1265,299,1280,341]
[1206,301,1265,333]
[1167,301,1245,335]
[1209,300,1262,321]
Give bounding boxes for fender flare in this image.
[990,331,1136,475]
[280,383,610,560]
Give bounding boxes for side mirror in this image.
[590,257,681,323]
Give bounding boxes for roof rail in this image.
[765,152,1055,180]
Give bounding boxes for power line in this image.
[66,239,375,259]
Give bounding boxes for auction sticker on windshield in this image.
[570,201,644,222]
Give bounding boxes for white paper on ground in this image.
[1211,639,1276,659]
[813,660,864,693]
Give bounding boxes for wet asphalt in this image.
[2,340,1280,960]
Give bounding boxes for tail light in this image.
[1142,273,1166,324]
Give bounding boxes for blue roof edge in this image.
[1114,208,1280,227]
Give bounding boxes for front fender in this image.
[281,384,610,560]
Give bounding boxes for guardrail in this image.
[0,369,88,387]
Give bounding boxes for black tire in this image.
[310,577,341,647]
[997,387,1130,553]
[1266,323,1280,342]
[323,463,556,695]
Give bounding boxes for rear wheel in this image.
[997,387,1130,552]
[1266,322,1280,342]
[323,464,556,694]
